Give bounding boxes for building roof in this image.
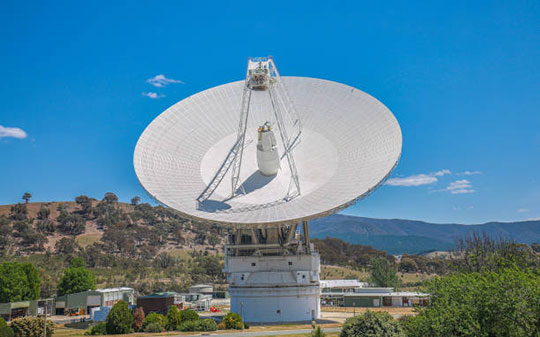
[95,287,134,293]
[138,292,178,299]
[189,284,213,289]
[344,291,429,297]
[320,279,366,288]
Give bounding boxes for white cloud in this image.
[385,169,451,186]
[434,169,452,176]
[517,208,529,213]
[385,174,438,186]
[0,125,27,139]
[445,179,475,194]
[460,170,482,175]
[146,74,183,88]
[142,92,165,99]
[453,205,474,211]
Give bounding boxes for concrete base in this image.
[225,254,321,323]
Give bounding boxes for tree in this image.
[340,311,405,337]
[75,195,93,216]
[451,232,539,273]
[131,196,141,206]
[69,257,86,268]
[9,203,27,221]
[57,212,85,235]
[103,192,119,204]
[22,192,32,204]
[55,237,78,255]
[132,307,145,332]
[0,262,41,302]
[57,266,96,296]
[370,257,400,288]
[0,216,12,253]
[405,268,540,337]
[37,206,50,220]
[105,300,133,334]
[166,306,182,330]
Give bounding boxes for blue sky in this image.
[1,1,538,224]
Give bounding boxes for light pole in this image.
[42,299,52,337]
[241,302,245,332]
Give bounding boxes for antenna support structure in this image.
[197,56,302,205]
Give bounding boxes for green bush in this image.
[166,306,182,331]
[244,321,250,329]
[340,311,405,337]
[144,322,163,333]
[405,268,540,337]
[105,300,133,334]
[0,318,14,337]
[0,325,14,337]
[199,319,217,331]
[142,313,167,331]
[179,308,199,322]
[220,312,242,330]
[85,322,107,335]
[312,326,325,337]
[179,320,201,332]
[9,317,54,337]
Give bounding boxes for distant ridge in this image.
[310,214,540,254]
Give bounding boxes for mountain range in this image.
[310,214,540,255]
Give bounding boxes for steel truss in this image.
[197,56,302,207]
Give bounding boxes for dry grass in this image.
[321,265,368,280]
[75,233,102,247]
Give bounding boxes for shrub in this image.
[144,322,163,333]
[10,317,54,337]
[199,319,217,331]
[132,307,145,332]
[217,321,226,330]
[312,326,325,337]
[179,308,199,322]
[221,312,242,330]
[0,325,14,337]
[142,313,167,331]
[244,321,250,329]
[86,322,107,335]
[0,318,14,337]
[166,306,181,331]
[340,311,405,337]
[179,320,201,332]
[105,300,133,334]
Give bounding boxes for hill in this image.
[310,214,540,254]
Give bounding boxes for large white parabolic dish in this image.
[134,77,402,226]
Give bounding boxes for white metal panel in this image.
[134,77,401,226]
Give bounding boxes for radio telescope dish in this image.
[134,59,401,227]
[135,57,402,323]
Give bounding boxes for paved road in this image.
[173,327,341,337]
